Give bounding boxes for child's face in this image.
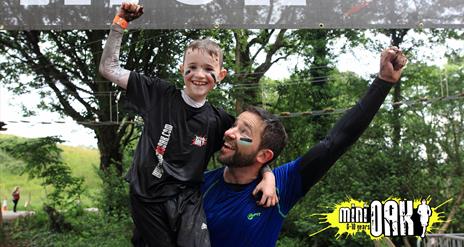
[180,49,226,102]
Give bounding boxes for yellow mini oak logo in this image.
[310,197,449,240]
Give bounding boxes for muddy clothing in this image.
[125,72,233,202]
[126,71,233,247]
[130,186,210,247]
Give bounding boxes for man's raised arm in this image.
[298,47,407,193]
[99,3,143,89]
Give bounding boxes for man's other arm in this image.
[297,47,407,193]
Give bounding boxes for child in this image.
[99,3,277,247]
[12,186,20,213]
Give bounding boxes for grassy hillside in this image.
[0,134,100,210]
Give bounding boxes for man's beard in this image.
[218,149,256,168]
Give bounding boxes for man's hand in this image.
[253,171,279,208]
[378,46,408,83]
[118,2,144,22]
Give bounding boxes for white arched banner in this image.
[2,0,464,30]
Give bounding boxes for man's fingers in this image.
[381,47,404,70]
[378,46,407,83]
[386,49,397,61]
[380,49,393,65]
[393,53,407,70]
[389,45,400,52]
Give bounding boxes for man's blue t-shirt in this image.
[201,78,393,246]
[202,158,303,247]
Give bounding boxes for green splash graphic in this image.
[309,197,449,240]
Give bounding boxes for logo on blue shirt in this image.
[247,212,261,220]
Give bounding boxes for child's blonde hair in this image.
[184,39,223,68]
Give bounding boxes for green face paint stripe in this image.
[238,140,253,146]
[239,137,252,143]
[238,137,253,146]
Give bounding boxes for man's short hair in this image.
[244,106,288,165]
[184,39,223,68]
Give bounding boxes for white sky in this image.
[0,33,461,148]
[0,88,97,148]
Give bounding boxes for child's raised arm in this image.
[99,2,143,89]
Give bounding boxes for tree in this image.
[271,29,464,245]
[207,29,299,112]
[0,30,191,175]
[291,29,365,141]
[0,136,84,231]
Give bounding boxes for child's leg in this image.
[13,200,18,212]
[167,187,210,247]
[131,226,146,247]
[130,193,177,247]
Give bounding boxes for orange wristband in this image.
[113,15,128,29]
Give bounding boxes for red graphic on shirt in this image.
[192,135,207,147]
[156,146,166,155]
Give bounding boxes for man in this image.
[201,47,407,246]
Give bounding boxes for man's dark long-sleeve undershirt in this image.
[298,77,394,193]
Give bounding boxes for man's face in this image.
[218,111,266,167]
[180,49,226,102]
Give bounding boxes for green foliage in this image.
[0,148,24,171]
[0,135,100,209]
[276,236,307,247]
[0,136,84,211]
[253,30,464,245]
[96,166,130,218]
[59,145,101,206]
[275,50,464,245]
[1,28,464,245]
[3,211,132,247]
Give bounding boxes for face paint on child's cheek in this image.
[210,72,218,84]
[184,69,191,77]
[238,137,253,146]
